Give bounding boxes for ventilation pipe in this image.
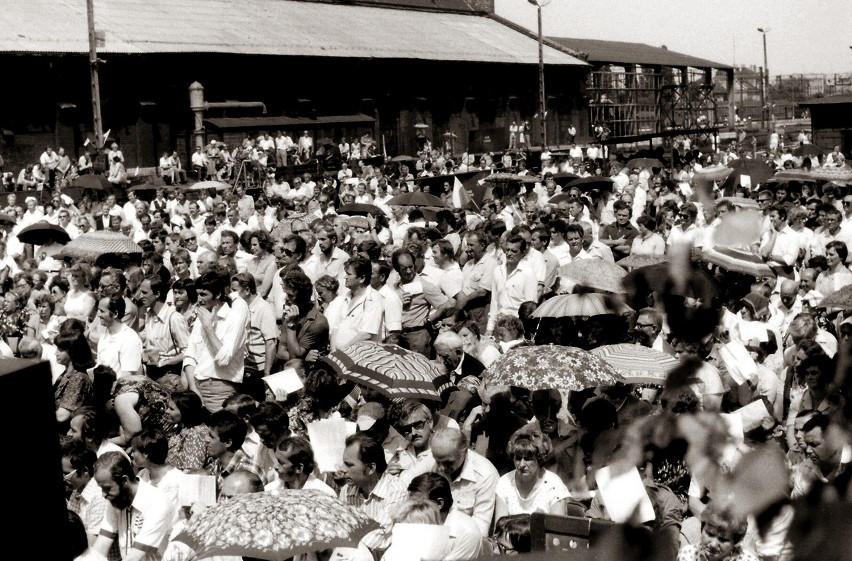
[189,81,267,148]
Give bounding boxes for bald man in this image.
[770,279,803,337]
[430,428,498,535]
[196,250,218,277]
[220,469,264,499]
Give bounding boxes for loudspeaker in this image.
[0,359,72,560]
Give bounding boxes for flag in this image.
[103,128,111,141]
[452,176,472,209]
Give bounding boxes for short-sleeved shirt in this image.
[99,479,177,559]
[396,276,448,329]
[495,469,570,516]
[294,305,330,355]
[600,222,639,261]
[97,323,143,378]
[461,253,497,298]
[445,449,499,537]
[328,287,384,351]
[245,296,278,372]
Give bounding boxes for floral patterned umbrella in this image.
[173,490,380,560]
[485,345,622,391]
[319,341,444,401]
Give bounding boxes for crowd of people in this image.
[1,128,851,561]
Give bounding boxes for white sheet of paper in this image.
[594,466,655,524]
[679,182,693,197]
[737,320,769,344]
[740,174,752,188]
[734,399,774,431]
[178,474,216,507]
[388,524,449,561]
[263,368,304,401]
[401,280,424,296]
[307,418,349,473]
[719,340,757,385]
[721,412,745,441]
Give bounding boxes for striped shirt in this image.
[340,473,408,553]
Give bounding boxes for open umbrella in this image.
[565,177,615,192]
[173,490,380,561]
[17,222,70,246]
[616,255,667,269]
[414,123,429,129]
[625,158,664,170]
[486,345,621,391]
[721,161,775,190]
[532,293,629,319]
[0,213,16,226]
[485,172,527,182]
[558,259,627,294]
[816,285,852,310]
[58,230,142,261]
[71,174,110,190]
[772,169,815,182]
[810,167,852,183]
[387,192,447,208]
[548,194,576,205]
[185,180,230,191]
[590,344,678,385]
[337,203,384,217]
[319,341,444,401]
[792,144,826,158]
[549,172,579,187]
[391,155,417,163]
[700,246,774,278]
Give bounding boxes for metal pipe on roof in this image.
[205,101,268,113]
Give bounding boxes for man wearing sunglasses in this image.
[667,202,702,249]
[387,400,436,484]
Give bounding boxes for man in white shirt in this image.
[487,235,538,335]
[327,255,384,351]
[759,205,800,277]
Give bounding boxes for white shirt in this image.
[488,258,539,332]
[96,323,143,378]
[184,300,249,384]
[760,225,800,267]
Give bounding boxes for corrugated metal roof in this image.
[206,114,376,130]
[0,0,584,66]
[800,94,852,106]
[548,37,731,70]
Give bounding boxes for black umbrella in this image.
[337,203,384,216]
[72,174,110,190]
[17,222,71,246]
[549,172,580,187]
[0,213,16,226]
[625,157,665,170]
[548,194,576,204]
[387,192,447,208]
[721,161,775,191]
[792,144,826,158]
[565,176,615,192]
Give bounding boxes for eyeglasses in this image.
[281,248,294,257]
[758,198,772,203]
[678,213,689,219]
[398,419,428,434]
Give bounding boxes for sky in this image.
[495,0,852,76]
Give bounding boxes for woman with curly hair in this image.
[165,391,210,471]
[677,501,758,561]
[494,429,571,519]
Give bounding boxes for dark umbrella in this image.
[721,161,775,191]
[549,172,579,187]
[0,213,16,226]
[71,174,110,190]
[792,144,826,158]
[337,203,384,216]
[548,194,576,204]
[625,158,664,169]
[17,222,71,246]
[565,176,615,192]
[387,192,447,208]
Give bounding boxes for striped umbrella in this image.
[319,341,443,401]
[590,344,678,385]
[700,246,774,278]
[810,166,852,183]
[58,230,142,261]
[486,345,621,391]
[532,293,631,319]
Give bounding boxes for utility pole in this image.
[758,28,771,130]
[528,0,550,150]
[87,0,104,150]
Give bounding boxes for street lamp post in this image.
[529,0,549,150]
[758,27,771,130]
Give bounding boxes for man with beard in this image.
[430,427,498,536]
[92,452,177,561]
[632,307,674,355]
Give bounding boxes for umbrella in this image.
[770,169,816,183]
[443,132,458,139]
[558,259,627,294]
[792,144,825,158]
[810,167,852,183]
[565,177,615,192]
[71,174,110,190]
[337,203,384,217]
[548,193,576,204]
[625,158,664,170]
[700,246,775,278]
[0,213,16,226]
[173,490,380,561]
[818,285,852,310]
[590,344,678,385]
[717,196,759,211]
[185,180,230,191]
[414,123,429,129]
[17,222,70,246]
[721,165,775,192]
[549,172,580,187]
[616,254,667,269]
[319,341,444,401]
[58,230,142,261]
[391,155,417,163]
[387,192,447,208]
[486,345,621,391]
[532,293,629,319]
[693,165,733,182]
[622,262,717,300]
[485,172,527,182]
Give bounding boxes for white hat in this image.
[60,194,74,205]
[25,196,37,205]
